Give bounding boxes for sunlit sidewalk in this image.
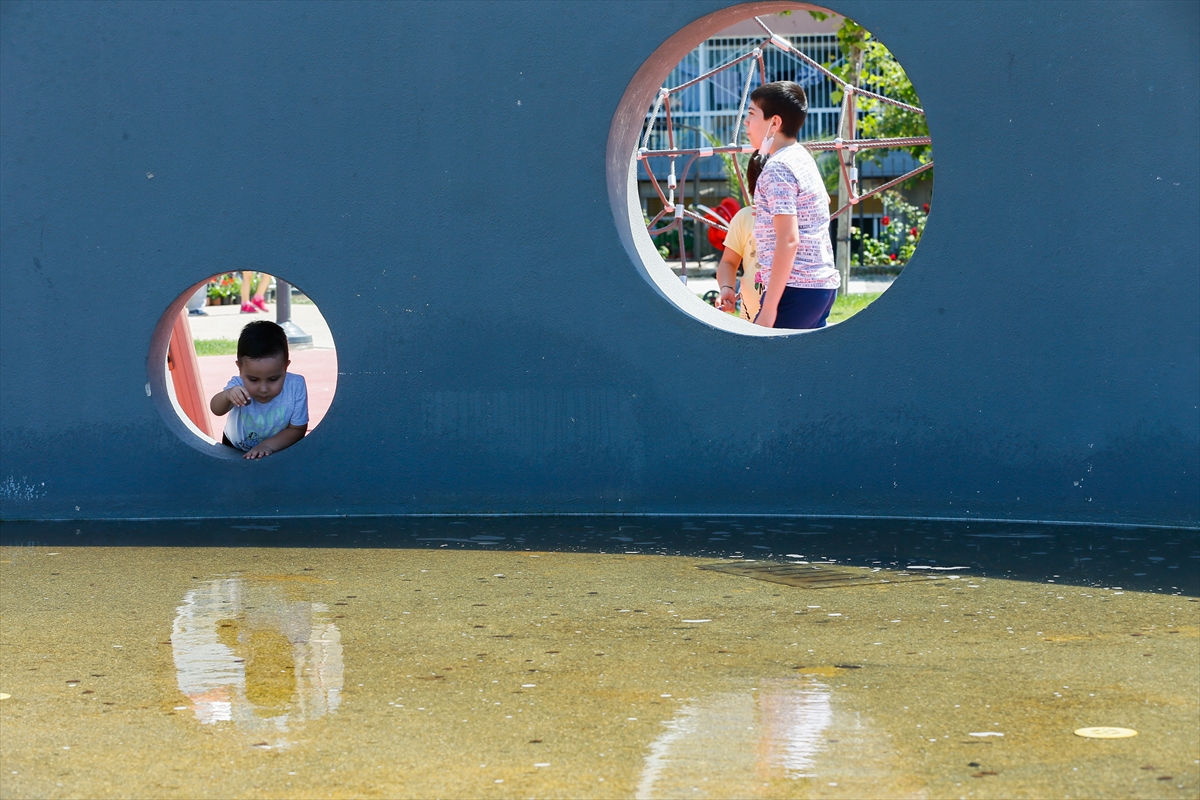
[184,299,335,348]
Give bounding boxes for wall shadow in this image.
[2,517,1195,597]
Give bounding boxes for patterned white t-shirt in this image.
[222,372,309,451]
[752,143,839,289]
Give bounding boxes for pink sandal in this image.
[240,302,258,314]
[251,297,269,312]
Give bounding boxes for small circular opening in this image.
[148,273,338,459]
[608,3,933,334]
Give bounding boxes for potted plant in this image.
[206,273,241,305]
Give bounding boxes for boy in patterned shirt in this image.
[744,81,840,329]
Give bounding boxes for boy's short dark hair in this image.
[750,81,809,138]
[237,320,289,361]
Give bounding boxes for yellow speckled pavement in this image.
[1,523,1197,798]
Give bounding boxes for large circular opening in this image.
[608,3,933,334]
[148,273,338,459]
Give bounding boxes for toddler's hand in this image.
[243,443,275,459]
[225,385,251,407]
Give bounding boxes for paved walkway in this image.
[682,274,895,299]
[664,257,897,298]
[185,300,336,348]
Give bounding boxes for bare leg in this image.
[241,271,259,312]
[254,274,270,303]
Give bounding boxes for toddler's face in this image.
[236,353,290,404]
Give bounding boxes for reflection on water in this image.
[171,577,343,744]
[637,678,833,799]
[760,679,834,777]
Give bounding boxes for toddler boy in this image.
[209,321,309,459]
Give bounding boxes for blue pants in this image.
[757,287,838,330]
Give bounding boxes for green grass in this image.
[827,292,882,325]
[193,338,238,357]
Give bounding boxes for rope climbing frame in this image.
[638,17,933,280]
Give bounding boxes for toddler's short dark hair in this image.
[750,81,809,138]
[237,320,289,361]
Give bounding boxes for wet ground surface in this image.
[1,517,1197,798]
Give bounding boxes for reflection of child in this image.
[171,577,343,734]
[716,155,766,321]
[209,321,308,459]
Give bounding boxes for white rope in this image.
[730,50,759,146]
[641,88,668,152]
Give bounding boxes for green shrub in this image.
[852,191,927,267]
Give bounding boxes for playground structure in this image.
[0,1,1196,526]
[639,16,932,283]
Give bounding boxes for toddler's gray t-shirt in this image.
[222,373,309,451]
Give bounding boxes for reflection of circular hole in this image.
[148,273,338,459]
[608,4,932,335]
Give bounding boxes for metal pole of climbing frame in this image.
[694,157,703,265]
[857,186,864,270]
[836,88,858,295]
[275,278,313,347]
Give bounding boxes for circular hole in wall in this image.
[607,3,933,334]
[148,273,338,459]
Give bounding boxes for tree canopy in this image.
[808,12,931,167]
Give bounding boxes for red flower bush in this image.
[923,203,930,213]
[850,190,928,268]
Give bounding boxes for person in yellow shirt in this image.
[715,155,765,322]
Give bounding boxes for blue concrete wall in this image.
[1,1,1197,525]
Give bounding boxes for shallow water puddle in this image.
[1,527,1197,798]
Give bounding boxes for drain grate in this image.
[697,561,945,589]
